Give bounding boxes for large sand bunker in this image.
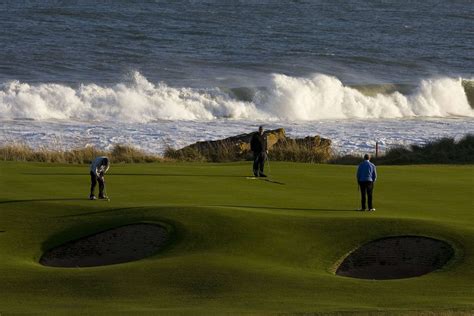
[40,223,169,267]
[336,236,454,280]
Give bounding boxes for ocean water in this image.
[0,1,473,154]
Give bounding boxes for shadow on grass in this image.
[23,173,248,178]
[214,204,354,212]
[260,178,285,185]
[22,173,286,183]
[40,213,185,254]
[54,207,141,218]
[0,198,90,204]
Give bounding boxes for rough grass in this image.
[2,134,473,165]
[0,161,473,314]
[164,145,207,162]
[380,134,474,164]
[164,142,237,162]
[0,143,163,164]
[331,134,474,165]
[267,138,333,163]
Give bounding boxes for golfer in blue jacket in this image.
[356,154,377,211]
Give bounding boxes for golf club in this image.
[266,152,272,177]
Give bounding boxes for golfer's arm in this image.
[93,165,100,177]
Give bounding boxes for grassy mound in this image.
[0,161,473,314]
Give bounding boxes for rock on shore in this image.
[166,128,332,162]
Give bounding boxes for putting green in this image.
[0,161,473,314]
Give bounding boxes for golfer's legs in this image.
[259,152,266,174]
[98,177,105,197]
[90,171,97,195]
[359,182,367,209]
[367,182,374,209]
[253,153,259,175]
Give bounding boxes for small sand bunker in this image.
[336,236,454,280]
[40,223,169,267]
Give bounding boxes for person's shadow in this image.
[213,205,352,212]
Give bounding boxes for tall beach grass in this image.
[0,143,163,164]
[330,134,474,165]
[1,134,472,164]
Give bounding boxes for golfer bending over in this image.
[250,126,267,177]
[89,156,110,200]
[356,154,377,211]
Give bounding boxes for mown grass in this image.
[0,161,473,314]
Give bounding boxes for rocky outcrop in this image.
[166,128,332,162]
[270,134,333,163]
[274,135,332,151]
[225,128,287,155]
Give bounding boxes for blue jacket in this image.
[90,156,110,177]
[357,160,377,182]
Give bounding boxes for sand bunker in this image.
[40,223,169,267]
[336,236,454,280]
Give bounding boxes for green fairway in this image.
[0,161,473,314]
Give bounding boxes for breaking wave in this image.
[1,72,473,122]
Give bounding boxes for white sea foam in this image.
[1,117,473,155]
[1,72,472,122]
[260,74,473,120]
[2,72,473,154]
[0,72,263,122]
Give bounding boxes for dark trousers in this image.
[90,171,105,197]
[359,181,374,209]
[253,151,266,176]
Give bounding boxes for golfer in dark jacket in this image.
[356,154,377,211]
[250,126,267,177]
[89,156,110,200]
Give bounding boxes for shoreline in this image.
[1,134,472,165]
[1,117,473,156]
